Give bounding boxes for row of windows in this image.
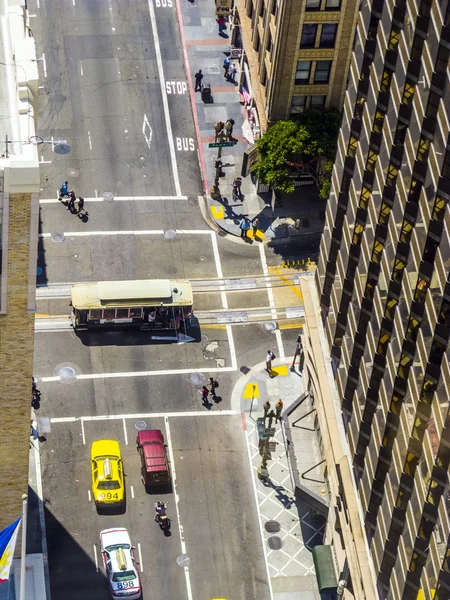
[290,94,326,115]
[295,59,332,85]
[300,23,338,49]
[306,0,341,10]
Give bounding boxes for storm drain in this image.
[189,372,206,386]
[163,229,177,240]
[267,536,283,550]
[188,197,198,206]
[102,191,114,201]
[135,420,147,431]
[51,232,65,243]
[265,520,281,533]
[59,366,76,379]
[177,555,190,567]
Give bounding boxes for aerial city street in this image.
[28,0,308,599]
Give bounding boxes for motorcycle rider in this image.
[59,181,69,199]
[154,501,167,521]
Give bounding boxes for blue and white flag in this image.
[0,518,21,582]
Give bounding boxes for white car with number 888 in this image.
[100,528,141,599]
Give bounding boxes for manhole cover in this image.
[188,197,198,206]
[68,168,79,177]
[267,536,282,550]
[189,372,206,386]
[176,555,190,568]
[135,420,147,430]
[59,366,76,379]
[102,191,114,201]
[265,520,281,533]
[216,230,226,237]
[51,232,65,243]
[36,266,43,276]
[163,229,177,240]
[264,321,277,332]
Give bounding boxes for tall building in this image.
[235,0,360,132]
[316,0,450,598]
[0,0,40,528]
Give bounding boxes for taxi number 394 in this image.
[117,582,134,590]
[101,493,119,500]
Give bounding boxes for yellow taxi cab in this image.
[91,440,125,508]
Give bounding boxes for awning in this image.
[312,545,338,592]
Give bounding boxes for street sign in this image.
[216,0,232,15]
[263,427,276,438]
[208,142,237,148]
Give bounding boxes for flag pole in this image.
[19,494,28,600]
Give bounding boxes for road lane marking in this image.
[131,485,135,500]
[137,543,143,572]
[39,195,187,203]
[39,229,211,238]
[147,0,181,196]
[142,114,153,149]
[42,52,47,77]
[87,130,92,150]
[123,418,128,445]
[243,422,274,600]
[81,418,86,444]
[41,366,236,383]
[88,490,91,502]
[80,61,83,76]
[49,410,238,423]
[93,544,99,572]
[31,416,51,597]
[164,417,193,600]
[259,244,285,360]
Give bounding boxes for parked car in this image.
[100,528,141,599]
[136,429,171,487]
[91,440,125,508]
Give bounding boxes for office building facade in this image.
[235,0,360,131]
[316,0,450,598]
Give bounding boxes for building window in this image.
[267,33,272,53]
[310,95,326,108]
[380,69,393,92]
[271,0,277,16]
[325,0,341,8]
[388,25,401,50]
[314,60,331,83]
[320,24,337,48]
[259,0,265,17]
[295,60,312,85]
[300,24,318,48]
[305,0,321,10]
[290,96,307,115]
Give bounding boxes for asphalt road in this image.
[29,0,301,598]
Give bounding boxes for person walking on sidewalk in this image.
[252,217,259,238]
[232,177,242,200]
[275,399,284,423]
[266,349,275,374]
[68,190,76,212]
[194,70,203,92]
[223,56,230,79]
[209,377,219,399]
[225,119,234,141]
[239,217,250,238]
[229,63,238,84]
[201,386,209,404]
[217,15,227,35]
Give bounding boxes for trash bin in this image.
[201,85,212,103]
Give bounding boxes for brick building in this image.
[235,0,360,132]
[0,0,40,529]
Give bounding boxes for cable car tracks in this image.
[35,304,305,332]
[35,272,313,300]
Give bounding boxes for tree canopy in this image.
[251,109,342,195]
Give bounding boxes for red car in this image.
[136,429,171,487]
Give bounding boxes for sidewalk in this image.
[231,360,329,600]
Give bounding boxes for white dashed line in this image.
[93,544,99,572]
[88,490,91,502]
[81,419,86,444]
[123,418,128,445]
[164,417,193,600]
[137,543,144,573]
[87,131,92,151]
[42,53,47,77]
[130,485,135,500]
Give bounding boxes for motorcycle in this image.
[154,502,171,531]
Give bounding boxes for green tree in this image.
[251,109,342,195]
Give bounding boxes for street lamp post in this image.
[290,333,304,372]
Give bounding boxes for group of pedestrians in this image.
[59,181,88,219]
[239,216,260,239]
[201,377,219,406]
[222,57,238,84]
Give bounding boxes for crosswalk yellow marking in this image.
[243,383,259,399]
[211,205,224,219]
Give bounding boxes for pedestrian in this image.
[223,56,230,78]
[266,349,276,374]
[263,400,271,418]
[194,69,203,92]
[209,377,219,399]
[201,386,209,403]
[77,196,88,218]
[239,217,250,238]
[214,121,224,142]
[68,190,76,212]
[225,119,234,141]
[232,177,242,200]
[275,399,284,423]
[229,63,237,84]
[217,15,226,35]
[252,217,259,237]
